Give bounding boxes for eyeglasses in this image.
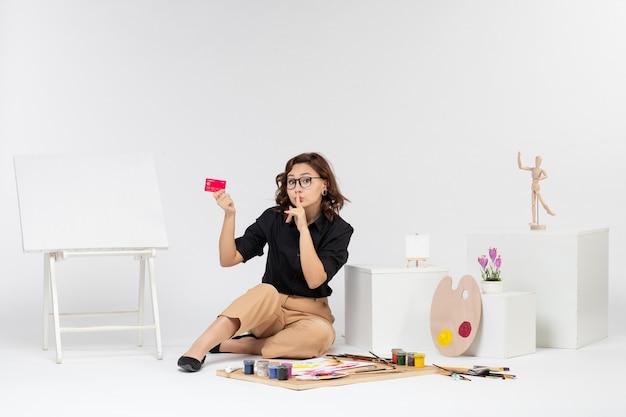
[286,176,322,190]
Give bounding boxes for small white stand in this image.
[465,291,536,358]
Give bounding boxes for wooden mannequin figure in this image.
[518,151,556,230]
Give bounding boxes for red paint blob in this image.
[458,321,472,338]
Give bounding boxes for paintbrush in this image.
[354,368,402,374]
[438,365,516,379]
[432,364,471,381]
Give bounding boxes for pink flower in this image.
[478,247,502,281]
[478,255,488,270]
[489,247,498,263]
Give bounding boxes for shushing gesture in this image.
[284,194,307,231]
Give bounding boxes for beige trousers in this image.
[220,283,335,359]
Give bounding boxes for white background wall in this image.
[2,0,625,349]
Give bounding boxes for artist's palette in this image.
[429,275,482,356]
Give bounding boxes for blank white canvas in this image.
[14,153,169,252]
[405,234,430,258]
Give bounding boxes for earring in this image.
[322,189,328,196]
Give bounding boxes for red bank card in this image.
[205,178,226,192]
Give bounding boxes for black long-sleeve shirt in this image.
[235,207,353,297]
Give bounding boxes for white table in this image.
[344,264,449,355]
[467,228,608,348]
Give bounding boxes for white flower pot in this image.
[481,280,503,294]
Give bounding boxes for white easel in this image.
[14,153,169,363]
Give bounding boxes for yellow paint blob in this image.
[437,329,453,346]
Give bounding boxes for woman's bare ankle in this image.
[220,336,263,355]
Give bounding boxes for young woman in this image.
[178,152,353,372]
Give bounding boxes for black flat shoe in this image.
[177,355,205,372]
[209,333,257,354]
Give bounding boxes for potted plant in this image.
[477,247,503,294]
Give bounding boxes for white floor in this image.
[2,334,625,416]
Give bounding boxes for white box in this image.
[467,228,609,348]
[344,264,449,354]
[466,292,536,358]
